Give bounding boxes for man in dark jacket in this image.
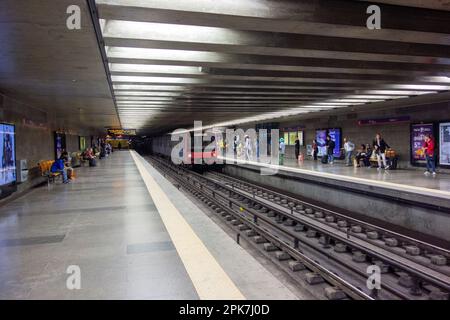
[373,133,390,170]
[294,138,300,160]
[325,135,335,164]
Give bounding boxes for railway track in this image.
[147,155,450,300]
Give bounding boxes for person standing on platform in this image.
[325,135,335,164]
[279,138,286,165]
[423,134,437,175]
[343,137,355,166]
[295,137,300,161]
[118,142,122,150]
[373,133,390,170]
[244,135,252,161]
[312,140,318,161]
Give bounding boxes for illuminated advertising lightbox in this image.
[439,122,450,167]
[316,128,341,157]
[328,128,342,158]
[315,129,327,156]
[0,123,16,186]
[411,123,434,165]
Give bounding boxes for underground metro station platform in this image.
[1,0,450,310]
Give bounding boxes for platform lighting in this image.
[116,97,176,101]
[420,76,450,83]
[389,84,450,90]
[311,102,350,106]
[111,76,204,84]
[113,85,187,91]
[109,63,203,74]
[344,95,408,99]
[117,101,175,105]
[328,99,383,103]
[114,92,182,96]
[106,46,222,63]
[102,19,242,45]
[363,90,437,95]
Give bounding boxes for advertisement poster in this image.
[315,129,327,156]
[439,122,450,166]
[411,123,434,165]
[0,124,16,186]
[298,131,304,146]
[54,133,66,160]
[328,128,342,158]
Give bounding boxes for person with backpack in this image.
[325,135,335,164]
[343,137,355,166]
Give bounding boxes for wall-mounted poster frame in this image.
[79,136,87,151]
[316,128,341,158]
[439,122,450,168]
[0,123,17,187]
[54,131,66,160]
[410,123,434,167]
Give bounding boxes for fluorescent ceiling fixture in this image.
[102,20,243,45]
[112,75,204,84]
[328,99,383,103]
[116,97,175,101]
[420,76,450,83]
[311,102,350,106]
[363,90,437,95]
[106,47,222,63]
[95,0,271,15]
[117,101,174,105]
[389,84,450,90]
[113,85,186,91]
[110,63,202,75]
[114,92,182,96]
[344,95,408,99]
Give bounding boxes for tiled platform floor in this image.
[0,151,299,300]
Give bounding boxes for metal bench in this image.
[38,160,62,186]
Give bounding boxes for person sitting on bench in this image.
[61,151,74,179]
[355,144,367,167]
[83,148,97,167]
[51,157,69,184]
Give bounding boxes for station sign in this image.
[107,128,137,136]
[358,116,410,126]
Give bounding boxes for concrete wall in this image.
[278,101,450,168]
[0,93,98,200]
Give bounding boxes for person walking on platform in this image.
[325,135,335,164]
[295,137,300,161]
[423,134,437,175]
[373,133,390,170]
[343,137,355,166]
[312,140,318,161]
[279,138,286,165]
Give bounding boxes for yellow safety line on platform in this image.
[130,151,245,300]
[218,156,450,199]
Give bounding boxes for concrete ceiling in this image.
[94,0,450,135]
[0,0,120,133]
[1,1,450,135]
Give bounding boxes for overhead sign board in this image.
[107,129,137,136]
